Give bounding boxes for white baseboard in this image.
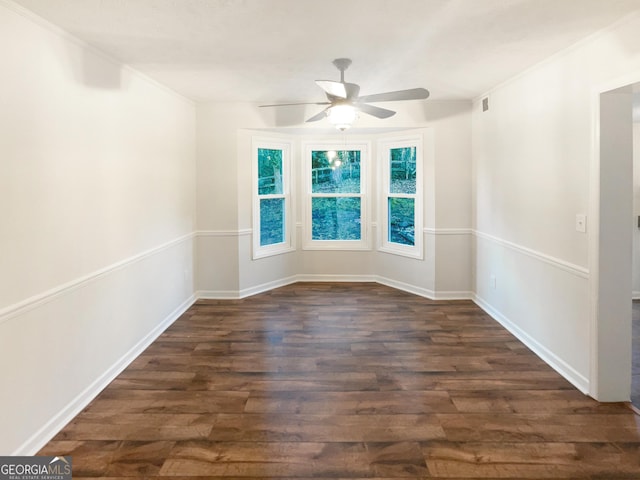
[473,293,589,394]
[375,276,435,299]
[376,277,471,300]
[198,275,473,301]
[296,274,377,283]
[633,291,640,300]
[196,289,244,300]
[13,294,196,456]
[238,276,299,298]
[197,276,299,300]
[432,290,474,300]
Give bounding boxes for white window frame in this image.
[252,137,294,259]
[302,141,371,250]
[378,134,423,259]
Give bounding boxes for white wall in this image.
[195,100,472,299]
[633,119,640,297]
[0,2,196,454]
[472,14,640,398]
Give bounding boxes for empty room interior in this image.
[3,0,640,477]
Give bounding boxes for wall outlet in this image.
[490,275,496,289]
[575,214,587,233]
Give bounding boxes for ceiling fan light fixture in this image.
[261,59,429,128]
[326,104,358,131]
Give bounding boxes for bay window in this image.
[379,135,423,258]
[252,139,293,258]
[303,142,370,250]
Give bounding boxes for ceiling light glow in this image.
[326,105,358,131]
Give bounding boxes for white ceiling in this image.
[11,0,640,103]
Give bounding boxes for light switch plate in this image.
[576,214,587,233]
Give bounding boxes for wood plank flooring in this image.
[39,282,640,479]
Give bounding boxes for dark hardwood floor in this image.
[39,282,640,479]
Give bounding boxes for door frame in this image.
[589,73,639,400]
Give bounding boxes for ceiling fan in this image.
[259,58,430,130]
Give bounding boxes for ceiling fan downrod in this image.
[332,58,351,83]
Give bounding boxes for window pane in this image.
[311,150,360,194]
[390,146,416,194]
[312,197,361,240]
[388,197,415,246]
[258,148,283,195]
[260,198,285,246]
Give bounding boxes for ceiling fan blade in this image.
[305,109,329,123]
[343,82,360,100]
[315,80,347,99]
[358,87,430,103]
[260,101,330,107]
[358,103,396,119]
